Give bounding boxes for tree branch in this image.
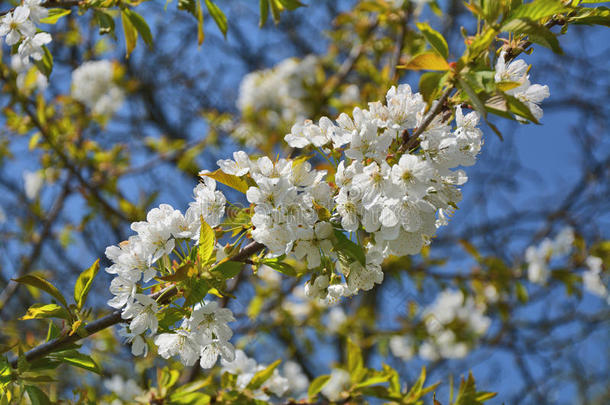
[9,241,265,368]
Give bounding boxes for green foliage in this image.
[247,359,281,390]
[13,274,68,309]
[73,259,100,310]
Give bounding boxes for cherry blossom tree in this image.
[0,1,608,404]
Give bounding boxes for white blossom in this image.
[71,60,125,116]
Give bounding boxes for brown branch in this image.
[9,241,265,368]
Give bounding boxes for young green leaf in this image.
[53,350,101,374]
[247,359,281,390]
[20,303,70,321]
[39,8,71,24]
[333,230,366,266]
[508,0,569,21]
[205,0,228,37]
[121,10,138,58]
[13,274,68,308]
[416,22,449,59]
[211,261,243,279]
[308,374,331,399]
[347,338,364,382]
[198,220,215,264]
[32,46,53,77]
[502,18,563,53]
[261,257,297,276]
[398,52,450,71]
[25,385,51,405]
[74,259,100,310]
[200,169,249,193]
[457,76,487,118]
[122,9,154,49]
[94,9,116,36]
[259,0,270,27]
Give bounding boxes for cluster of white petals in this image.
[494,50,550,121]
[11,54,47,92]
[583,256,608,302]
[218,84,483,301]
[220,350,309,400]
[525,227,607,302]
[105,178,236,368]
[525,226,574,284]
[71,60,125,116]
[390,290,490,361]
[102,375,144,405]
[233,55,318,146]
[0,0,52,63]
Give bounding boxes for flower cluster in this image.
[525,226,574,284]
[220,350,309,401]
[71,60,125,116]
[583,256,608,303]
[11,54,47,92]
[390,290,490,361]
[217,84,482,301]
[232,55,318,146]
[0,0,52,62]
[494,50,550,121]
[525,227,608,301]
[105,178,236,368]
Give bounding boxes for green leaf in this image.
[457,76,487,118]
[333,229,366,266]
[261,257,297,276]
[184,278,209,307]
[269,0,281,23]
[508,0,568,21]
[308,374,331,399]
[347,338,364,382]
[74,259,100,310]
[247,359,281,390]
[205,0,228,36]
[160,263,196,282]
[53,350,101,374]
[200,169,249,194]
[569,6,610,27]
[13,274,67,309]
[211,261,243,279]
[504,93,540,123]
[46,320,60,341]
[419,71,447,103]
[39,8,71,24]
[259,0,270,27]
[32,46,53,77]
[122,8,154,49]
[25,385,51,405]
[121,10,138,58]
[416,22,449,58]
[515,282,529,303]
[467,27,498,57]
[502,18,563,53]
[278,0,305,10]
[94,9,115,36]
[196,0,205,45]
[198,220,215,264]
[20,303,70,320]
[405,366,427,401]
[355,374,391,388]
[398,51,450,71]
